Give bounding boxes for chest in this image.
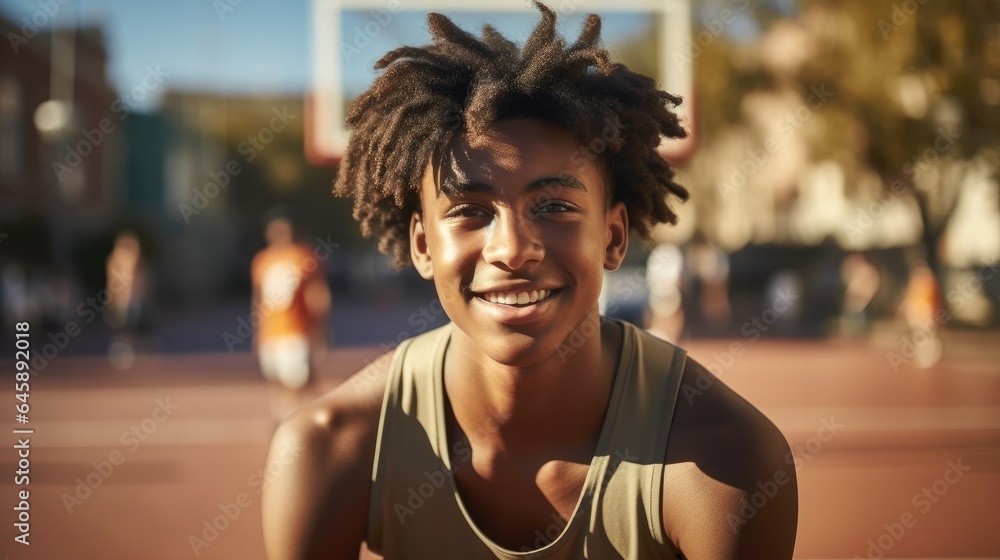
[449,448,593,551]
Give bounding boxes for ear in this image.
[410,212,434,280]
[603,201,628,271]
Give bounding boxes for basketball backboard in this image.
[307,0,694,166]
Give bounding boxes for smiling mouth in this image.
[477,289,561,306]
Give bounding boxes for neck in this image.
[444,309,622,456]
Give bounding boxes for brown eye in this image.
[447,204,490,219]
[536,202,572,214]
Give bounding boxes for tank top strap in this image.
[595,321,687,548]
[367,324,452,552]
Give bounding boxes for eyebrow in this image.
[438,175,587,198]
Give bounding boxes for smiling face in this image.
[410,118,629,367]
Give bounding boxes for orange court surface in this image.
[1,331,997,559]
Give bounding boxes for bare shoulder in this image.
[661,357,797,560]
[262,351,393,560]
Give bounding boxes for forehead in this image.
[427,118,608,196]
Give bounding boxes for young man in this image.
[263,4,797,559]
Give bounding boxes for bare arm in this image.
[262,356,390,560]
[663,360,798,560]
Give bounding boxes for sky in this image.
[0,0,763,112]
[1,0,311,110]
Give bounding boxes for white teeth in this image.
[482,289,555,306]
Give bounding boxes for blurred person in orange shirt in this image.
[839,252,881,336]
[899,259,942,368]
[251,214,331,418]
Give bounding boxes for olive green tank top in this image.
[367,320,687,559]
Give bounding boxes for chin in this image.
[475,326,568,368]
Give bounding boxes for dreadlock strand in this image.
[427,12,494,60]
[571,14,602,50]
[481,24,518,58]
[522,1,557,59]
[515,41,567,93]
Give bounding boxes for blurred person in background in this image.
[900,259,942,368]
[105,230,150,369]
[1,263,36,328]
[839,252,881,336]
[252,213,331,420]
[690,239,732,331]
[644,243,685,342]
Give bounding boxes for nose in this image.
[482,209,544,270]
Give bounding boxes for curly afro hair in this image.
[333,1,688,269]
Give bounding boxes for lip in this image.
[471,288,563,326]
